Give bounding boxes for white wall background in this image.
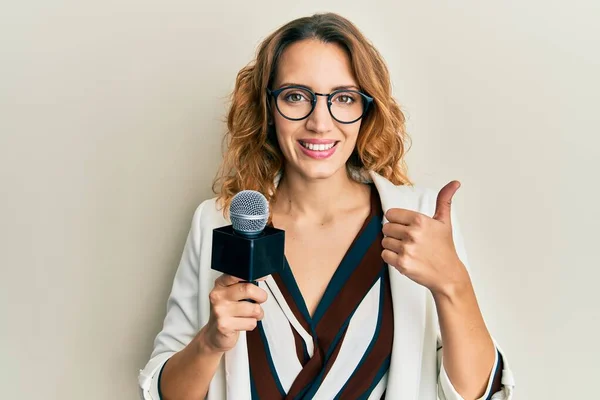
[1,1,598,399]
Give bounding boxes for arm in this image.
[138,201,218,400]
[434,279,501,399]
[436,204,514,400]
[138,200,267,400]
[158,327,223,400]
[380,183,515,399]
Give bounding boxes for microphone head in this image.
[230,190,269,236]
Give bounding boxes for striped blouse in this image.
[247,183,393,399]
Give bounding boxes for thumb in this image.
[433,181,461,224]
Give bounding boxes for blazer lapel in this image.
[369,170,426,400]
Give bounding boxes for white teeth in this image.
[300,141,336,151]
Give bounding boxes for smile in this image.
[298,141,338,151]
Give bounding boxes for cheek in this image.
[343,125,361,147]
[273,120,297,149]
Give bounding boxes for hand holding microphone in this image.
[202,190,285,350]
[202,274,268,353]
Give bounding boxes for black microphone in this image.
[210,190,285,299]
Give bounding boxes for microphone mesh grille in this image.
[230,190,269,234]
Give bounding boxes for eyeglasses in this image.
[267,85,374,124]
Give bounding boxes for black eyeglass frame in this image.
[266,85,374,124]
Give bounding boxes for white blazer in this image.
[138,170,515,400]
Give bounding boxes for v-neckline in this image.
[274,183,380,328]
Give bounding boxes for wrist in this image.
[194,326,225,357]
[432,271,473,305]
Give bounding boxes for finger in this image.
[230,317,259,332]
[226,282,268,303]
[381,222,411,241]
[433,181,460,224]
[381,236,405,254]
[215,274,245,288]
[381,249,398,267]
[382,249,413,277]
[230,301,264,319]
[384,208,421,225]
[214,316,258,334]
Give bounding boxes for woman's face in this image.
[271,39,362,181]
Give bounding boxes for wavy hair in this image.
[212,12,413,219]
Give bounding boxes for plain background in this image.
[1,1,598,399]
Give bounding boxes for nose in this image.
[305,94,334,133]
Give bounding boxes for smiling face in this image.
[270,39,362,181]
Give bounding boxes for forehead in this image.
[274,39,358,90]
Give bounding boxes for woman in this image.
[138,13,515,400]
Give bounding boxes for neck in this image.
[273,166,367,223]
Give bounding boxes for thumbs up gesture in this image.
[381,181,471,297]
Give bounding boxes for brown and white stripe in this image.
[247,184,394,399]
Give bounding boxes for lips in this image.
[297,140,339,159]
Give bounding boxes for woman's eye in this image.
[335,94,355,104]
[286,93,307,102]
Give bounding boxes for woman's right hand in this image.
[198,274,268,354]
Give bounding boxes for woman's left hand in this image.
[381,180,472,297]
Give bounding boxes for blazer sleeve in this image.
[137,201,207,400]
[435,198,516,400]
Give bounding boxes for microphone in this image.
[210,190,286,291]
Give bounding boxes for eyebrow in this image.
[277,82,360,91]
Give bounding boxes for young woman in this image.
[138,12,515,400]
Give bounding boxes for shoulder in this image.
[190,196,229,231]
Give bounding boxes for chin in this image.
[297,163,345,181]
